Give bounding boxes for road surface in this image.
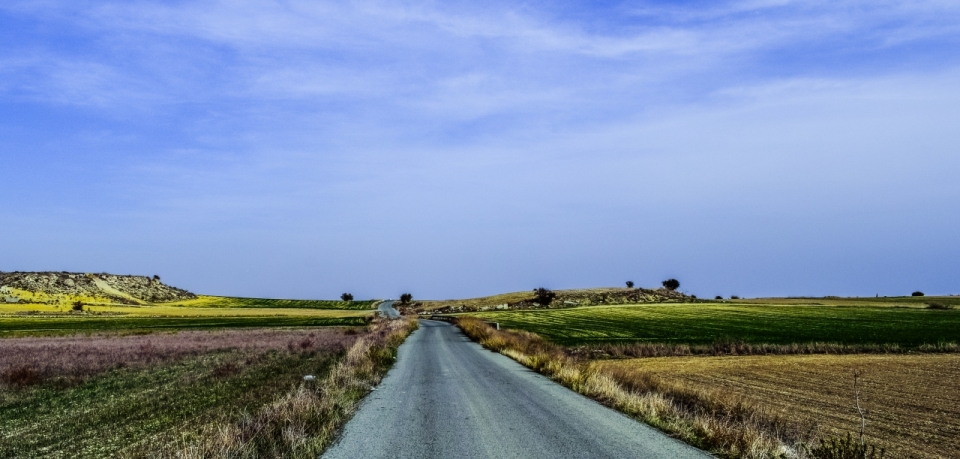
[323,320,710,459]
[377,300,400,319]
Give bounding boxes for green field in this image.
[469,301,960,346]
[0,344,342,457]
[0,316,369,337]
[176,296,378,310]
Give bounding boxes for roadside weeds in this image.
[168,318,419,459]
[456,317,802,459]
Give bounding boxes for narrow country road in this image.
[323,320,710,459]
[377,300,401,319]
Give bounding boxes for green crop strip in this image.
[471,303,960,346]
[179,297,378,310]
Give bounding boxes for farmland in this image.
[0,319,419,458]
[174,295,378,310]
[0,295,376,337]
[459,298,960,458]
[0,328,357,457]
[600,354,960,459]
[469,300,960,347]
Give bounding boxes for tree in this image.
[715,295,723,300]
[341,293,354,301]
[625,281,634,288]
[533,287,556,305]
[661,279,680,291]
[912,291,924,297]
[152,275,161,282]
[400,293,413,304]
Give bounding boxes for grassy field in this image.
[0,315,369,337]
[469,301,960,346]
[600,354,960,459]
[0,295,375,337]
[0,328,356,457]
[173,295,378,310]
[0,319,419,458]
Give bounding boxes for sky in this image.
[1,0,958,300]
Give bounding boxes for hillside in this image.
[415,286,690,314]
[0,271,196,305]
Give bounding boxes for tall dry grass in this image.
[0,329,357,388]
[168,318,419,459]
[456,317,803,459]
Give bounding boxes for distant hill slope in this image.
[0,271,197,305]
[416,287,690,314]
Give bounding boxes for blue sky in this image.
[1,0,958,299]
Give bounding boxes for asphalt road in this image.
[323,320,710,459]
[378,300,401,319]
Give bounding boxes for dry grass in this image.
[0,328,357,388]
[456,317,798,458]
[168,318,419,458]
[603,354,960,459]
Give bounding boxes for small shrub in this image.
[3,366,45,387]
[715,295,723,300]
[533,288,556,305]
[341,293,354,301]
[803,432,885,459]
[399,293,413,304]
[927,302,953,310]
[912,291,924,297]
[211,363,239,379]
[661,278,680,291]
[731,295,740,300]
[625,281,634,288]
[72,301,84,312]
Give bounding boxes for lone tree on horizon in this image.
[400,293,413,304]
[912,291,924,297]
[662,279,680,291]
[341,293,354,301]
[625,281,634,288]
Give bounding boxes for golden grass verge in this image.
[165,318,419,459]
[456,316,800,459]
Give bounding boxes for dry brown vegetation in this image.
[172,318,419,458]
[603,354,960,459]
[456,317,799,458]
[0,328,357,388]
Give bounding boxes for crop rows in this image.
[472,303,960,346]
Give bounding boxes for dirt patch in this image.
[600,354,960,459]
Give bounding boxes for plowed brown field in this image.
[600,354,960,459]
